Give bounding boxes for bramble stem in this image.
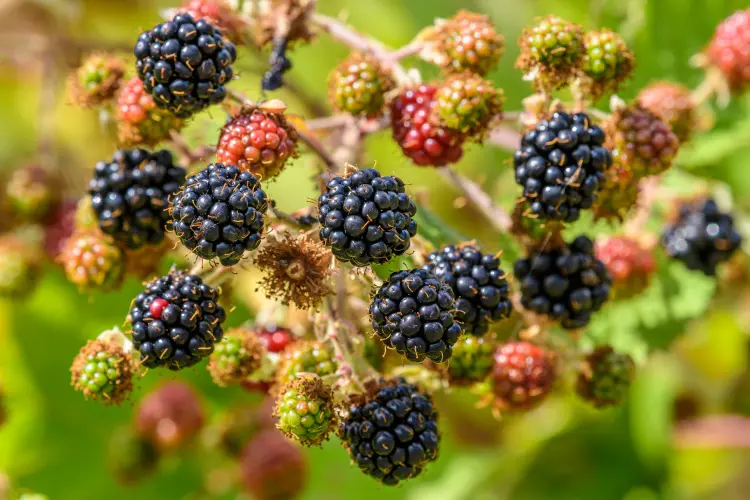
[439,167,512,233]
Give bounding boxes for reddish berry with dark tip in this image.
[491,341,556,410]
[705,8,750,91]
[595,236,656,298]
[391,85,465,167]
[116,77,184,147]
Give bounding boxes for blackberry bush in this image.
[128,270,226,370]
[423,243,512,336]
[369,268,463,363]
[134,13,237,117]
[169,163,268,266]
[339,379,440,486]
[317,167,417,266]
[513,111,612,222]
[514,236,612,329]
[88,148,186,249]
[662,198,743,276]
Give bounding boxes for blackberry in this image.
[59,230,124,292]
[240,429,308,500]
[391,85,465,167]
[595,235,656,298]
[135,381,205,450]
[513,111,612,222]
[426,10,504,76]
[637,81,697,143]
[128,270,226,370]
[208,327,265,386]
[369,268,463,363]
[423,243,512,336]
[178,0,249,45]
[70,337,134,405]
[339,378,440,486]
[275,375,339,446]
[433,73,504,137]
[705,8,750,91]
[170,163,268,266]
[89,148,186,250]
[514,236,612,329]
[662,198,742,276]
[576,345,635,408]
[276,340,338,386]
[317,167,417,266]
[491,341,556,410]
[328,52,394,117]
[446,335,495,386]
[133,13,237,118]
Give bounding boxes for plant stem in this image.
[439,167,512,233]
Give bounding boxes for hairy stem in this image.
[439,167,512,232]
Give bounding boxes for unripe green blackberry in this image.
[208,327,265,386]
[275,341,339,387]
[70,336,134,406]
[0,236,42,299]
[275,375,339,446]
[637,82,697,143]
[447,335,495,386]
[592,162,639,222]
[603,103,680,178]
[433,73,504,137]
[329,53,394,118]
[517,15,584,90]
[68,52,125,108]
[59,230,124,292]
[580,29,634,100]
[426,10,504,76]
[5,165,58,223]
[576,346,635,408]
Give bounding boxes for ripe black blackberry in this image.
[514,236,611,329]
[513,111,612,222]
[662,198,742,276]
[89,149,185,249]
[317,168,417,266]
[369,268,462,363]
[170,163,268,266]
[134,13,237,118]
[339,378,440,486]
[128,270,225,370]
[423,244,512,336]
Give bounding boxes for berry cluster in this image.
[170,163,268,266]
[514,236,611,329]
[423,243,512,336]
[339,379,440,486]
[317,168,417,266]
[134,13,237,117]
[369,268,463,363]
[662,198,743,276]
[514,111,612,222]
[89,149,185,249]
[129,271,225,370]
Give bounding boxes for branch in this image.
[487,125,521,151]
[439,166,512,233]
[296,127,339,171]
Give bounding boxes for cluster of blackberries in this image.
[662,198,743,276]
[129,271,225,370]
[370,269,463,362]
[134,13,237,118]
[514,236,611,329]
[423,244,512,336]
[89,149,185,249]
[170,163,268,266]
[318,168,417,266]
[514,111,612,222]
[340,379,440,486]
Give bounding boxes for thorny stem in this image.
[169,131,216,166]
[439,166,513,232]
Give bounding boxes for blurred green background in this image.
[2,0,750,499]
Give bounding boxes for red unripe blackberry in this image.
[240,429,307,500]
[134,13,237,118]
[116,77,184,147]
[425,10,504,76]
[128,270,226,370]
[391,85,465,167]
[603,103,679,178]
[257,325,294,353]
[59,229,124,292]
[705,8,750,91]
[576,346,635,408]
[42,199,77,259]
[514,236,611,329]
[339,378,440,486]
[595,235,656,298]
[135,381,204,450]
[216,106,298,180]
[491,341,556,410]
[328,53,395,117]
[637,81,697,143]
[88,148,186,250]
[178,0,248,45]
[370,268,463,363]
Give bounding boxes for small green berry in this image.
[581,29,634,100]
[329,53,394,117]
[275,341,339,387]
[208,328,265,387]
[71,336,134,405]
[434,73,504,137]
[275,375,338,446]
[517,15,584,90]
[447,335,495,386]
[576,346,635,408]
